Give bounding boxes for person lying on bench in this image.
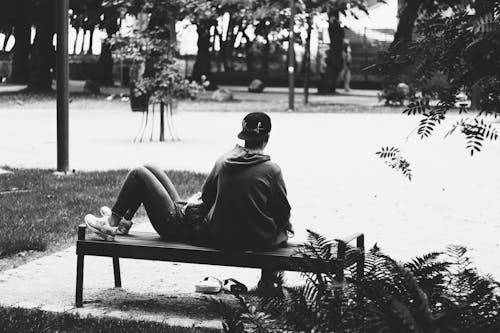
[84,111,293,256]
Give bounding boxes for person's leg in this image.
[344,67,351,91]
[111,166,182,239]
[257,269,281,292]
[110,167,145,224]
[143,164,181,202]
[338,67,345,86]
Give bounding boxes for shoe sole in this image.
[195,285,222,293]
[84,216,115,241]
[195,277,222,294]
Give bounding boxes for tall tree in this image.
[7,0,32,84]
[314,0,372,94]
[27,0,56,92]
[0,0,31,84]
[97,6,119,85]
[252,0,289,80]
[182,0,219,85]
[70,0,121,85]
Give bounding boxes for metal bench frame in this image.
[75,224,364,307]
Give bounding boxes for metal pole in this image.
[288,0,295,112]
[304,14,312,105]
[160,102,165,142]
[57,0,69,172]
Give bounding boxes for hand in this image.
[182,192,203,214]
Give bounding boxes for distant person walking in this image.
[340,40,352,92]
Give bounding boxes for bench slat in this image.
[77,231,342,272]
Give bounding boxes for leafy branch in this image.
[445,118,499,155]
[376,147,412,181]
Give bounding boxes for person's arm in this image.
[201,161,219,213]
[272,168,293,235]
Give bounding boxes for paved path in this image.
[0,91,499,326]
[0,80,382,105]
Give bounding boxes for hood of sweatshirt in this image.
[222,145,271,171]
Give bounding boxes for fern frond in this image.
[208,297,246,333]
[474,12,500,35]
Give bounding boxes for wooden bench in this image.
[75,224,365,307]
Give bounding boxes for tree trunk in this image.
[390,0,422,50]
[192,20,214,87]
[2,32,11,50]
[380,0,423,92]
[214,28,222,72]
[317,10,344,94]
[87,28,94,55]
[220,18,237,72]
[260,35,270,79]
[72,29,78,54]
[97,9,119,86]
[97,41,114,85]
[303,15,312,104]
[10,8,31,84]
[27,1,55,92]
[244,33,254,72]
[79,29,86,55]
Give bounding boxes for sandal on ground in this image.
[223,278,248,294]
[195,277,223,294]
[100,206,133,235]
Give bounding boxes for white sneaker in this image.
[100,206,133,235]
[84,214,117,241]
[195,277,223,294]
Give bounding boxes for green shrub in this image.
[216,231,500,333]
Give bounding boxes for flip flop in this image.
[195,276,223,294]
[223,278,248,294]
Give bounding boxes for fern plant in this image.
[218,231,500,333]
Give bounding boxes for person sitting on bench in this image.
[84,112,293,254]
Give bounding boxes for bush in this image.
[215,231,500,333]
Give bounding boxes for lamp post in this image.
[57,0,69,172]
[288,0,295,112]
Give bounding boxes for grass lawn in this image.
[0,168,206,259]
[0,307,216,333]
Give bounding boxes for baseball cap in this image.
[237,112,272,141]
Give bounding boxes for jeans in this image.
[112,164,185,240]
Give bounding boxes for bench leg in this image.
[357,254,365,282]
[257,269,280,290]
[113,257,121,288]
[76,254,84,307]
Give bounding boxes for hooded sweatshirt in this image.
[201,145,292,250]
